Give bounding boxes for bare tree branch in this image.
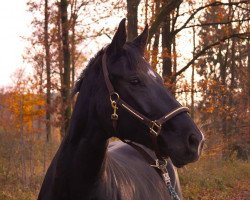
[182,18,250,29]
[174,33,250,77]
[235,4,250,11]
[148,0,182,42]
[173,1,248,36]
[171,5,180,33]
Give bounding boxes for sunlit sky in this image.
[0,0,32,87]
[0,1,194,88]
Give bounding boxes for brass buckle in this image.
[150,121,161,136]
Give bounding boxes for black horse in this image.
[38,19,204,200]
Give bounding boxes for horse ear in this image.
[108,18,127,55]
[132,24,149,55]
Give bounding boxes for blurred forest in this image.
[0,0,249,199]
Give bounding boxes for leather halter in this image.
[102,50,187,200]
[101,50,189,158]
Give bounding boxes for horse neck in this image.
[58,62,109,197]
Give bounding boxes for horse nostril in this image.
[188,134,199,150]
[200,140,205,150]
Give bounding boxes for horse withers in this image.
[38,19,204,200]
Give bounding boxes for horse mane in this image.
[71,48,105,96]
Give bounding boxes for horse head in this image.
[97,19,204,168]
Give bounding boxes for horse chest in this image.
[89,146,172,200]
[92,174,171,200]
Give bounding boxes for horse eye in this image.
[129,77,140,85]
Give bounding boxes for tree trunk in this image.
[191,26,196,118]
[151,0,160,69]
[145,0,148,24]
[71,22,76,89]
[162,16,171,78]
[148,0,182,42]
[70,1,77,89]
[60,0,71,138]
[56,4,64,139]
[171,9,178,96]
[126,0,141,41]
[161,8,173,90]
[220,43,228,134]
[248,34,250,133]
[19,94,27,185]
[44,0,51,142]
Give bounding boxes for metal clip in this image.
[150,121,162,136]
[151,159,167,171]
[111,101,118,120]
[110,92,119,121]
[162,171,171,185]
[151,159,171,185]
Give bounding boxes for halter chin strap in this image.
[102,50,189,158]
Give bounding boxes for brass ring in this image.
[110,92,120,102]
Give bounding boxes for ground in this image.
[179,156,250,200]
[0,136,249,200]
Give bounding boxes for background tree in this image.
[127,0,141,41]
[44,0,52,141]
[60,0,71,137]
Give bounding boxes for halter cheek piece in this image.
[102,50,188,200]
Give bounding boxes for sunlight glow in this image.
[0,1,194,89]
[0,0,31,87]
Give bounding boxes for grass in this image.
[179,156,250,200]
[0,133,249,200]
[0,133,57,200]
